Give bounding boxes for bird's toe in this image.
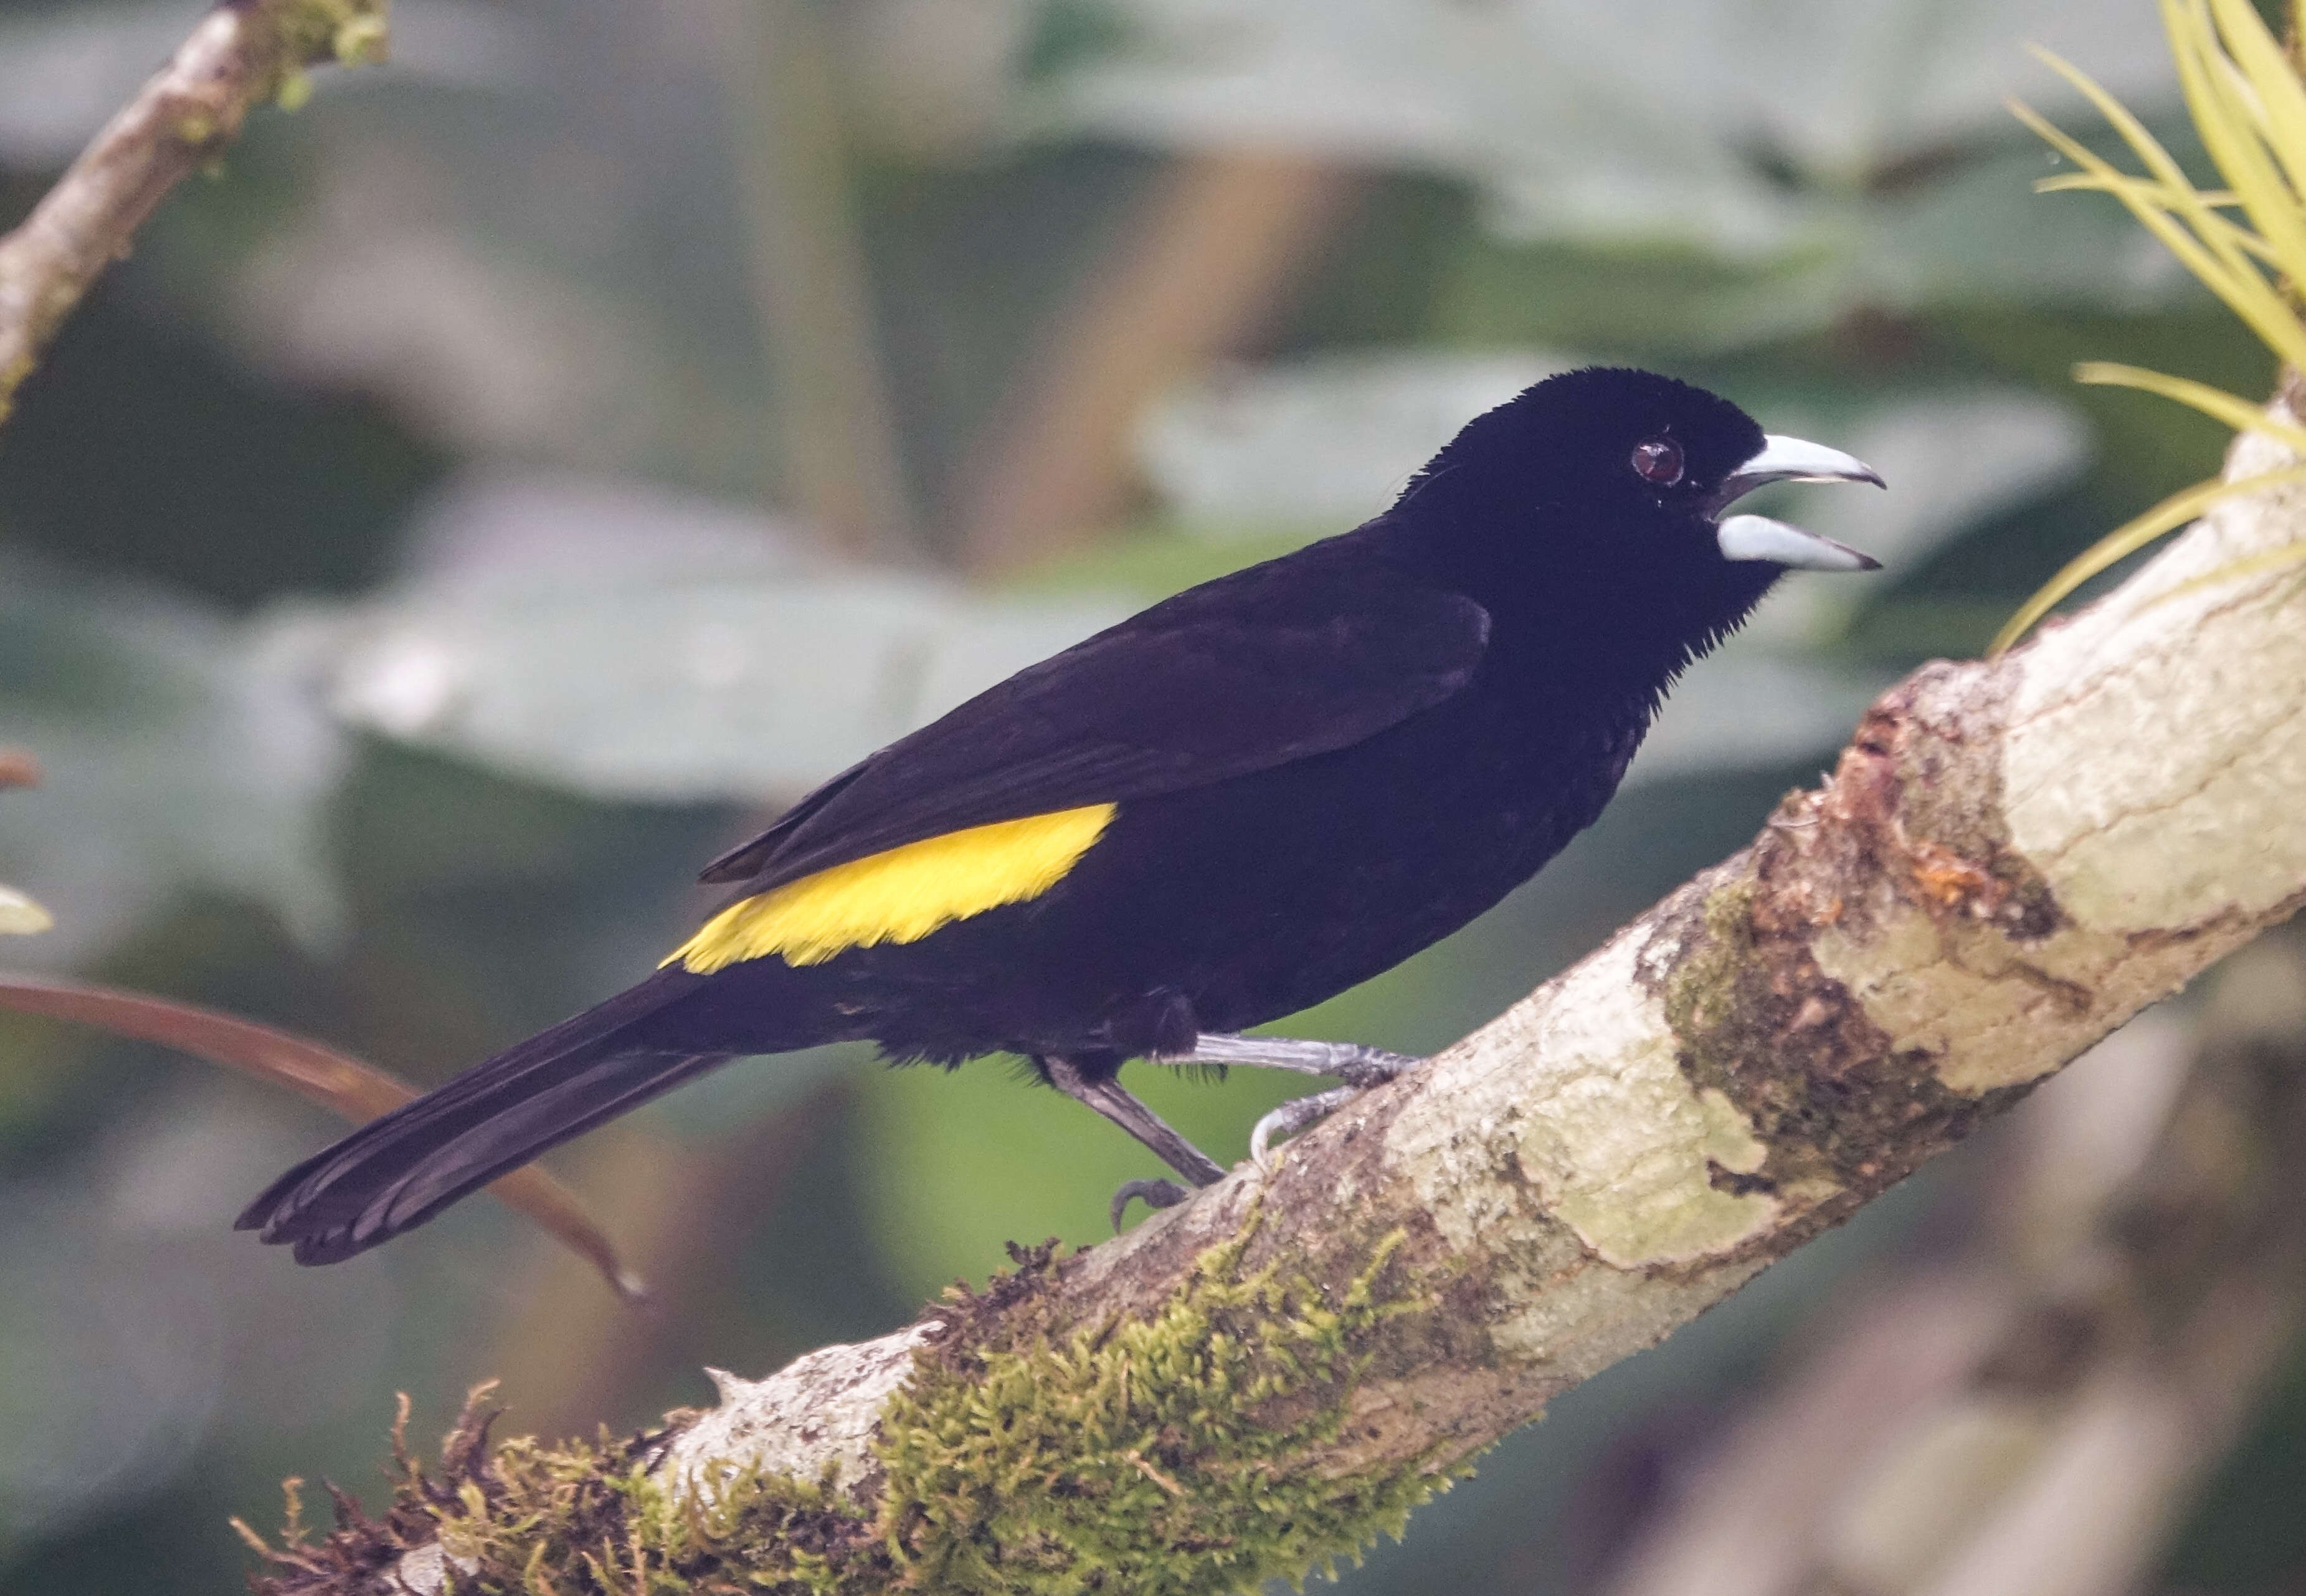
[1109,1177,1193,1230]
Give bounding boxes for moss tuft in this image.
[243,0,392,110]
[240,1219,1459,1595]
[237,1387,882,1595]
[875,1218,1453,1594]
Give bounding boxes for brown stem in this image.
[712,0,922,563]
[0,971,642,1299]
[0,0,389,422]
[952,150,1358,574]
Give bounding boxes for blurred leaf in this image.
[230,221,706,473]
[1050,0,2203,257]
[280,470,1131,802]
[1732,381,2095,644]
[0,1093,406,1549]
[102,0,782,498]
[0,558,346,961]
[0,888,51,936]
[1137,349,1572,532]
[1851,141,2203,313]
[1437,137,2212,354]
[1026,0,2193,336]
[0,1190,226,1544]
[0,971,642,1301]
[1012,520,1313,602]
[311,577,1127,802]
[1628,646,1893,788]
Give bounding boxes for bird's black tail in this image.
[237,976,729,1265]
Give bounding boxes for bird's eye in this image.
[1631,435,1684,486]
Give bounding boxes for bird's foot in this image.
[1243,1047,1426,1174]
[1109,1177,1193,1231]
[1041,1055,1226,1232]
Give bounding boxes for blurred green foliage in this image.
[0,1,2297,1592]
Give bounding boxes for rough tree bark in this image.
[247,409,2306,1594]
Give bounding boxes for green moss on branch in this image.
[241,1220,1466,1595]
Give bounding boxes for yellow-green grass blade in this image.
[2149,536,2306,609]
[2166,0,2306,281]
[2011,93,2305,366]
[2034,170,2282,264]
[2036,177,2246,207]
[2029,51,2306,367]
[1990,468,2306,655]
[2207,0,2306,203]
[2075,363,2306,455]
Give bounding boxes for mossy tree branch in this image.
[249,408,2306,1594]
[0,0,389,422]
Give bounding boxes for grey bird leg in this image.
[1039,1055,1226,1229]
[1162,1032,1421,1085]
[1156,1032,1426,1173]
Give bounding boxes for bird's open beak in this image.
[1711,434,1886,572]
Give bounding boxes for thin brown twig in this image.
[952,150,1358,574]
[711,0,922,564]
[0,0,389,422]
[0,970,643,1300]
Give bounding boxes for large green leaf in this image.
[0,559,346,960]
[1027,0,2194,332]
[1137,349,1572,533]
[288,471,1131,801]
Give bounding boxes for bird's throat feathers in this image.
[666,804,1117,972]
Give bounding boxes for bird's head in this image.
[1392,366,1883,647]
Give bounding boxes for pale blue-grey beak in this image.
[1711,434,1886,572]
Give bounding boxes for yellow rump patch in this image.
[665,803,1117,974]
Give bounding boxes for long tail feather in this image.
[238,978,729,1265]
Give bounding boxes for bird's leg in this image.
[1155,1033,1426,1173]
[1038,1055,1227,1230]
[1159,1032,1421,1085]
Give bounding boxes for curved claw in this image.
[1250,1085,1359,1175]
[1110,1177,1192,1231]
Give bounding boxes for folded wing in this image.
[700,554,1492,892]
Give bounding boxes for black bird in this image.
[240,366,1882,1263]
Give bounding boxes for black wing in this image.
[699,548,1490,890]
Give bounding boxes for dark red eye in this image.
[1631,435,1684,485]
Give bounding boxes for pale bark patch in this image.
[2006,422,2306,934]
[663,1324,940,1500]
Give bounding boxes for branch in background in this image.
[246,402,2306,1594]
[953,150,1357,574]
[0,0,389,422]
[0,971,642,1301]
[714,0,923,564]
